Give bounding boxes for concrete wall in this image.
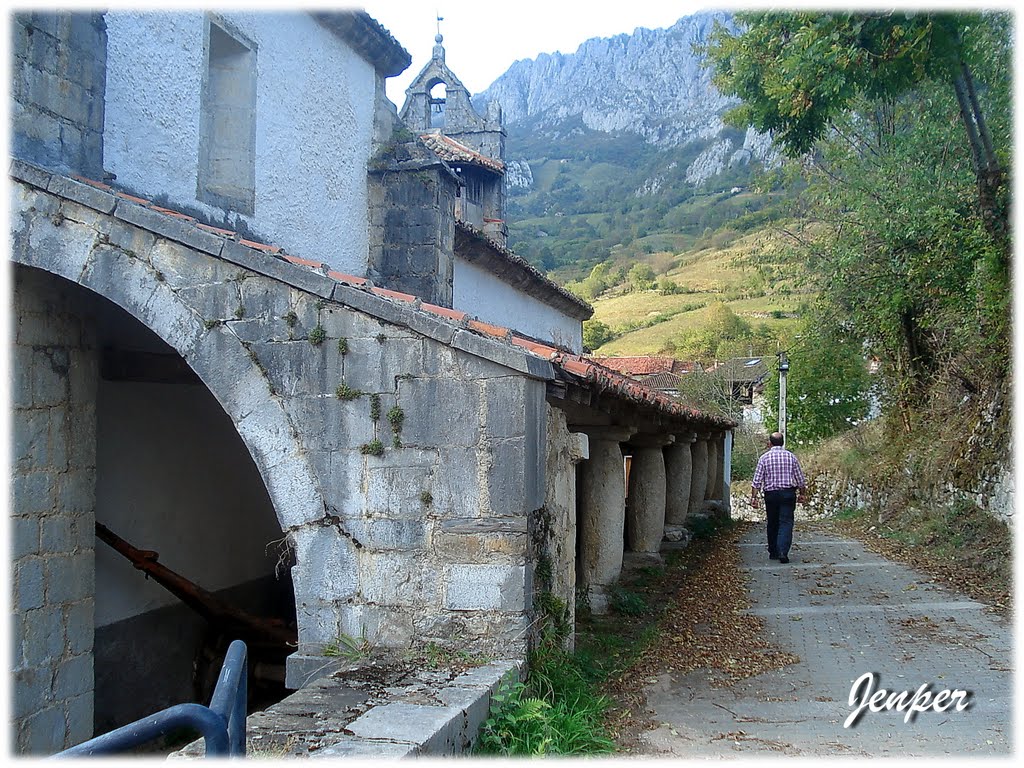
[454,257,583,352]
[11,267,98,755]
[10,11,107,177]
[103,11,377,274]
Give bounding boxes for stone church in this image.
[8,9,734,754]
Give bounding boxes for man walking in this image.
[750,432,807,563]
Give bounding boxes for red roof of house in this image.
[60,171,733,430]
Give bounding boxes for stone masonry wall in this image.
[276,300,548,662]
[11,266,98,754]
[367,161,457,307]
[11,11,106,178]
[533,405,587,651]
[800,463,1013,527]
[11,167,551,702]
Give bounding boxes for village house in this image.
[711,356,770,424]
[9,9,734,754]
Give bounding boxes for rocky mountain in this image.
[474,10,778,187]
[467,10,785,279]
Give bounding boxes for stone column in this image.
[705,434,720,501]
[664,431,695,525]
[576,426,635,614]
[688,436,709,515]
[712,433,727,501]
[625,433,674,557]
[720,430,734,517]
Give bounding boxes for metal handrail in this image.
[55,639,248,757]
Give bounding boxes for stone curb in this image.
[172,659,523,759]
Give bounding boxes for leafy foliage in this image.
[475,650,616,756]
[763,316,871,444]
[627,263,656,292]
[582,318,615,352]
[704,12,1002,156]
[708,11,1010,432]
[665,302,776,365]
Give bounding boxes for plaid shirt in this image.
[751,446,806,492]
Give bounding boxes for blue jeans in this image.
[764,488,797,558]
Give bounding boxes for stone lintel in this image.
[628,433,675,449]
[574,425,636,444]
[569,432,589,462]
[673,430,698,443]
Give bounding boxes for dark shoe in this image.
[769,554,779,560]
[779,556,789,564]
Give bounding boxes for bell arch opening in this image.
[429,80,447,128]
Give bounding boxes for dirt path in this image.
[634,520,1013,757]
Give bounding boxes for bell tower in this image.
[399,25,507,245]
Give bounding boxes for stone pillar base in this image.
[702,499,731,520]
[585,585,611,616]
[621,551,664,573]
[663,524,692,545]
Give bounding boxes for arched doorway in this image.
[12,264,297,741]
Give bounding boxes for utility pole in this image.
[778,350,789,438]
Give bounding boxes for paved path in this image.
[639,521,1013,757]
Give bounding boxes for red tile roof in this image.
[57,171,733,430]
[591,356,699,376]
[635,371,684,391]
[418,132,505,174]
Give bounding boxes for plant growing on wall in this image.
[387,406,405,448]
[360,439,384,456]
[336,383,362,401]
[308,325,326,345]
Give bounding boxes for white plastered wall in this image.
[103,11,377,275]
[453,258,583,352]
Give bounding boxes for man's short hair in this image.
[769,432,785,447]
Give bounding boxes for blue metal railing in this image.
[56,639,248,757]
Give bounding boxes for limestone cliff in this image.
[473,11,778,186]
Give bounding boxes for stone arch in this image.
[11,232,327,534]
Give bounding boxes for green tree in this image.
[582,319,615,352]
[763,318,871,444]
[704,11,1010,261]
[707,11,1010,424]
[627,263,656,292]
[580,262,612,299]
[669,303,754,365]
[657,277,682,295]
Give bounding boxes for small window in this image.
[198,19,256,215]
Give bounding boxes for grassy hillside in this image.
[585,229,813,357]
[504,119,790,280]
